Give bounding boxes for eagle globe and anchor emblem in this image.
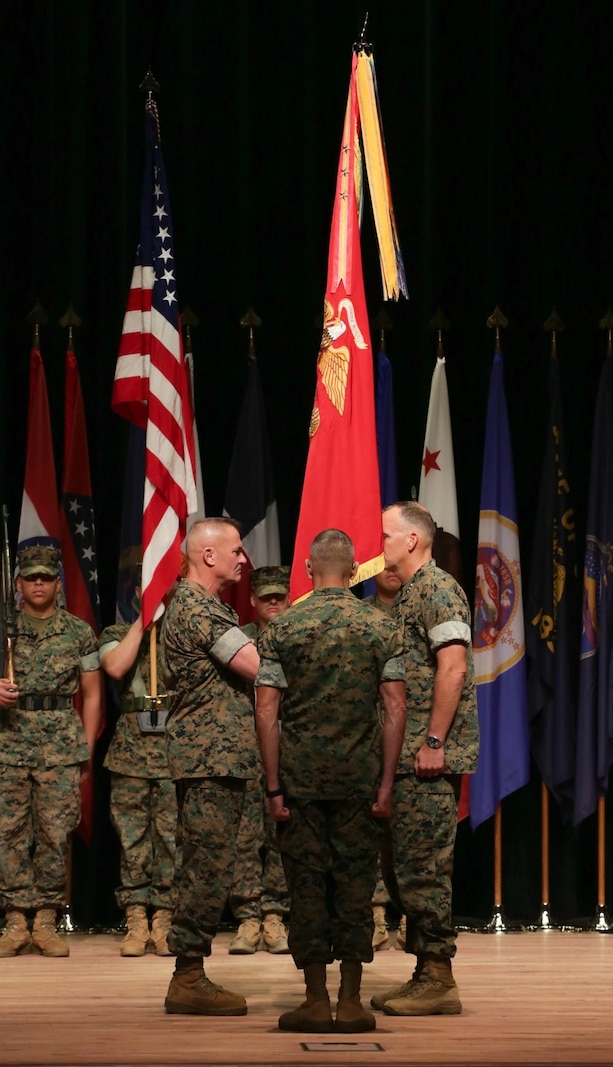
[473,513,524,682]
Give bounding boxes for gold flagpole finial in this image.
[27,299,48,348]
[486,305,509,351]
[180,305,199,354]
[372,305,393,354]
[598,306,613,358]
[543,307,564,361]
[240,305,262,359]
[59,302,82,353]
[429,307,450,361]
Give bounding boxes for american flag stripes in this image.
[112,100,196,628]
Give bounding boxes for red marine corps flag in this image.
[290,43,407,602]
[112,94,197,627]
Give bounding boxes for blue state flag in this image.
[470,349,530,829]
[362,348,398,598]
[574,354,613,825]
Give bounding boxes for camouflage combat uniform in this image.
[0,609,99,910]
[161,579,258,958]
[363,594,394,910]
[385,560,479,959]
[255,588,405,967]
[229,621,289,928]
[99,624,177,912]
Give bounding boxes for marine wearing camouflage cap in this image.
[249,566,290,598]
[17,545,60,578]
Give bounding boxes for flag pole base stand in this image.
[57,906,79,934]
[524,903,561,931]
[479,905,526,933]
[592,905,613,932]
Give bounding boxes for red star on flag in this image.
[422,447,441,476]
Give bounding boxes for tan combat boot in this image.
[395,913,406,949]
[382,953,462,1016]
[0,909,31,957]
[262,913,289,954]
[335,960,376,1033]
[371,955,424,1009]
[228,917,261,954]
[278,961,334,1033]
[165,956,247,1016]
[372,905,389,951]
[31,909,69,957]
[150,909,173,956]
[120,904,150,957]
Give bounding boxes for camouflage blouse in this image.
[255,588,405,799]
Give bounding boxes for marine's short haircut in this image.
[383,501,436,546]
[310,528,355,570]
[186,516,241,554]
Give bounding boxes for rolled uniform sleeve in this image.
[255,625,288,689]
[428,620,471,651]
[210,625,253,666]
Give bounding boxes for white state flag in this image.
[418,355,459,538]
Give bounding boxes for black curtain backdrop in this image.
[2,1,613,927]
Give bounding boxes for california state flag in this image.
[418,353,462,584]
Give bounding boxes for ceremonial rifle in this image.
[1,505,17,683]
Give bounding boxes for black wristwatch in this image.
[265,786,285,798]
[425,735,444,750]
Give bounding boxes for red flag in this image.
[112,100,196,627]
[16,348,61,557]
[290,56,383,602]
[60,349,104,843]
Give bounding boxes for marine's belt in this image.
[120,694,171,713]
[17,694,74,711]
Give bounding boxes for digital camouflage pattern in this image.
[249,566,290,597]
[394,560,478,776]
[363,593,396,616]
[17,544,60,577]
[255,588,405,799]
[109,774,177,910]
[100,623,172,778]
[383,775,458,958]
[161,580,258,782]
[0,608,98,767]
[168,777,245,957]
[0,764,81,909]
[99,622,177,910]
[229,776,289,920]
[277,797,382,965]
[240,621,260,641]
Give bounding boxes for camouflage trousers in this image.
[0,763,81,910]
[278,796,382,968]
[382,774,458,959]
[110,773,177,911]
[229,776,289,920]
[168,776,245,958]
[372,855,391,906]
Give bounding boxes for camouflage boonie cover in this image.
[394,560,479,775]
[161,580,258,781]
[255,588,405,799]
[99,622,173,779]
[0,609,98,767]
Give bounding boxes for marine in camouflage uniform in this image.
[99,615,177,956]
[229,565,290,955]
[255,530,406,1034]
[0,545,101,958]
[373,502,479,1018]
[161,517,260,1018]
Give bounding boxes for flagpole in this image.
[26,298,48,348]
[479,306,524,935]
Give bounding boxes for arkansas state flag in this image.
[60,349,103,844]
[290,56,383,602]
[17,348,61,566]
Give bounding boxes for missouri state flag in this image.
[290,47,406,602]
[470,348,530,829]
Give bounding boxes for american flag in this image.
[112,100,196,628]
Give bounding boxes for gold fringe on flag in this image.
[355,51,407,302]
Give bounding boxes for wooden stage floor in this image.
[0,929,612,1067]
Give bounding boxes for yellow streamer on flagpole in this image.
[355,51,407,302]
